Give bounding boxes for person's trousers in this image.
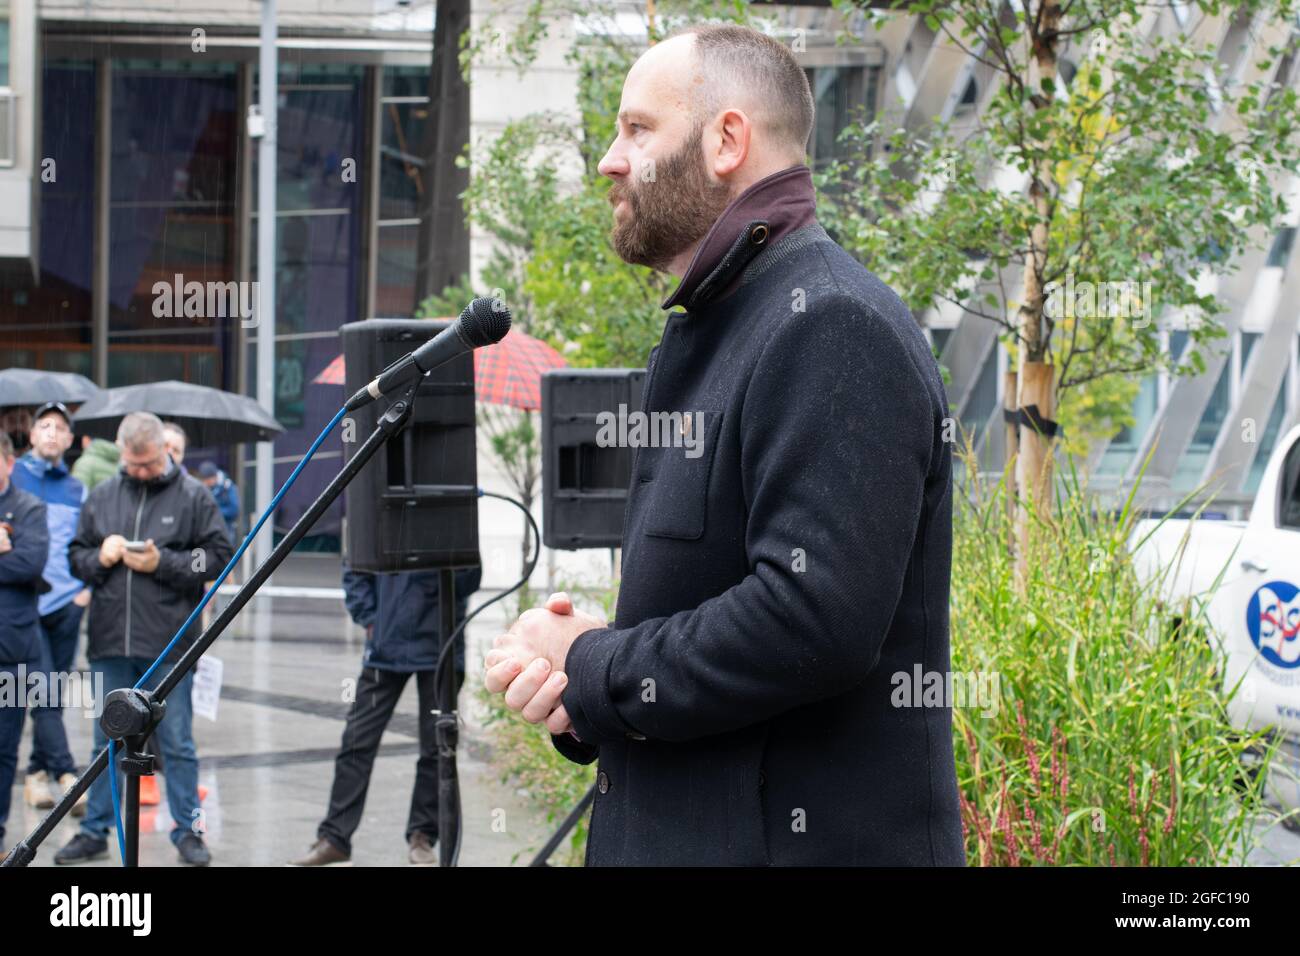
[26,601,84,779]
[317,664,465,856]
[0,664,28,849]
[80,657,200,848]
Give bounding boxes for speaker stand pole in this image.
[436,567,460,866]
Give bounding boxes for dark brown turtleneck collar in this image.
[661,164,818,313]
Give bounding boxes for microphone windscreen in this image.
[459,296,512,347]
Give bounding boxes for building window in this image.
[1266,226,1297,269]
[1099,374,1158,475]
[0,8,9,87]
[1246,373,1288,494]
[804,64,880,172]
[0,60,97,376]
[249,62,364,533]
[961,343,998,450]
[107,59,238,391]
[1174,359,1231,490]
[929,326,953,359]
[0,7,11,167]
[376,65,429,317]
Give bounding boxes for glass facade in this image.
[249,63,365,536]
[108,59,238,390]
[0,60,96,376]
[804,65,879,171]
[376,66,429,317]
[1174,359,1231,491]
[1246,373,1289,494]
[1098,374,1158,475]
[0,10,8,88]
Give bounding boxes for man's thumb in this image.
[545,591,573,614]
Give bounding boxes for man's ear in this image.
[711,107,751,178]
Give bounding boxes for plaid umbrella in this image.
[313,328,566,411]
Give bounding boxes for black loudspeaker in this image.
[341,319,480,572]
[542,368,645,550]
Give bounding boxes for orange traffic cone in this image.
[139,774,161,806]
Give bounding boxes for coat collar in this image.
[661,163,818,313]
[19,451,68,480]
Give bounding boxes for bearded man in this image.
[485,23,964,867]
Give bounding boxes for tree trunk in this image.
[1013,361,1056,588]
[1012,0,1062,591]
[1003,369,1019,554]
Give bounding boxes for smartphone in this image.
[124,540,148,552]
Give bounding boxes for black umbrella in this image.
[0,368,101,407]
[71,380,284,445]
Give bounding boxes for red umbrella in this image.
[312,327,566,411]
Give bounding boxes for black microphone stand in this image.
[2,381,463,867]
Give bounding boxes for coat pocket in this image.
[642,409,724,541]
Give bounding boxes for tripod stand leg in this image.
[124,774,140,868]
[437,567,459,866]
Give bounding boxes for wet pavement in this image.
[5,554,1298,867]
[7,555,573,868]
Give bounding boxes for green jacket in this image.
[71,439,120,491]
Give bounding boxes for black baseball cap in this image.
[33,401,73,426]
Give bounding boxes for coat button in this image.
[758,771,766,790]
[597,771,610,794]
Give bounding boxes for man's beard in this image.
[608,121,734,271]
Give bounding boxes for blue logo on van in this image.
[1246,580,1300,669]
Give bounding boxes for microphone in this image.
[345,296,512,411]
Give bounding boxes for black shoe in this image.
[176,832,211,866]
[54,833,109,865]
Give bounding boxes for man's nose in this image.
[597,141,629,180]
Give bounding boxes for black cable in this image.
[433,489,541,866]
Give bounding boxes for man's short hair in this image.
[667,23,815,162]
[117,412,166,454]
[162,422,187,447]
[0,430,13,460]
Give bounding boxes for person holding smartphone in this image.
[56,412,233,867]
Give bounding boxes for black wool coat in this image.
[554,220,966,866]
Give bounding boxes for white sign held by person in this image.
[192,656,223,722]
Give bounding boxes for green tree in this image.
[822,0,1298,584]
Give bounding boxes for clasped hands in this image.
[484,592,605,737]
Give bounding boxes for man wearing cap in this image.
[196,461,240,544]
[11,402,90,816]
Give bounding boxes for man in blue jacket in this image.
[196,461,240,543]
[11,402,89,816]
[0,430,50,854]
[289,564,481,866]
